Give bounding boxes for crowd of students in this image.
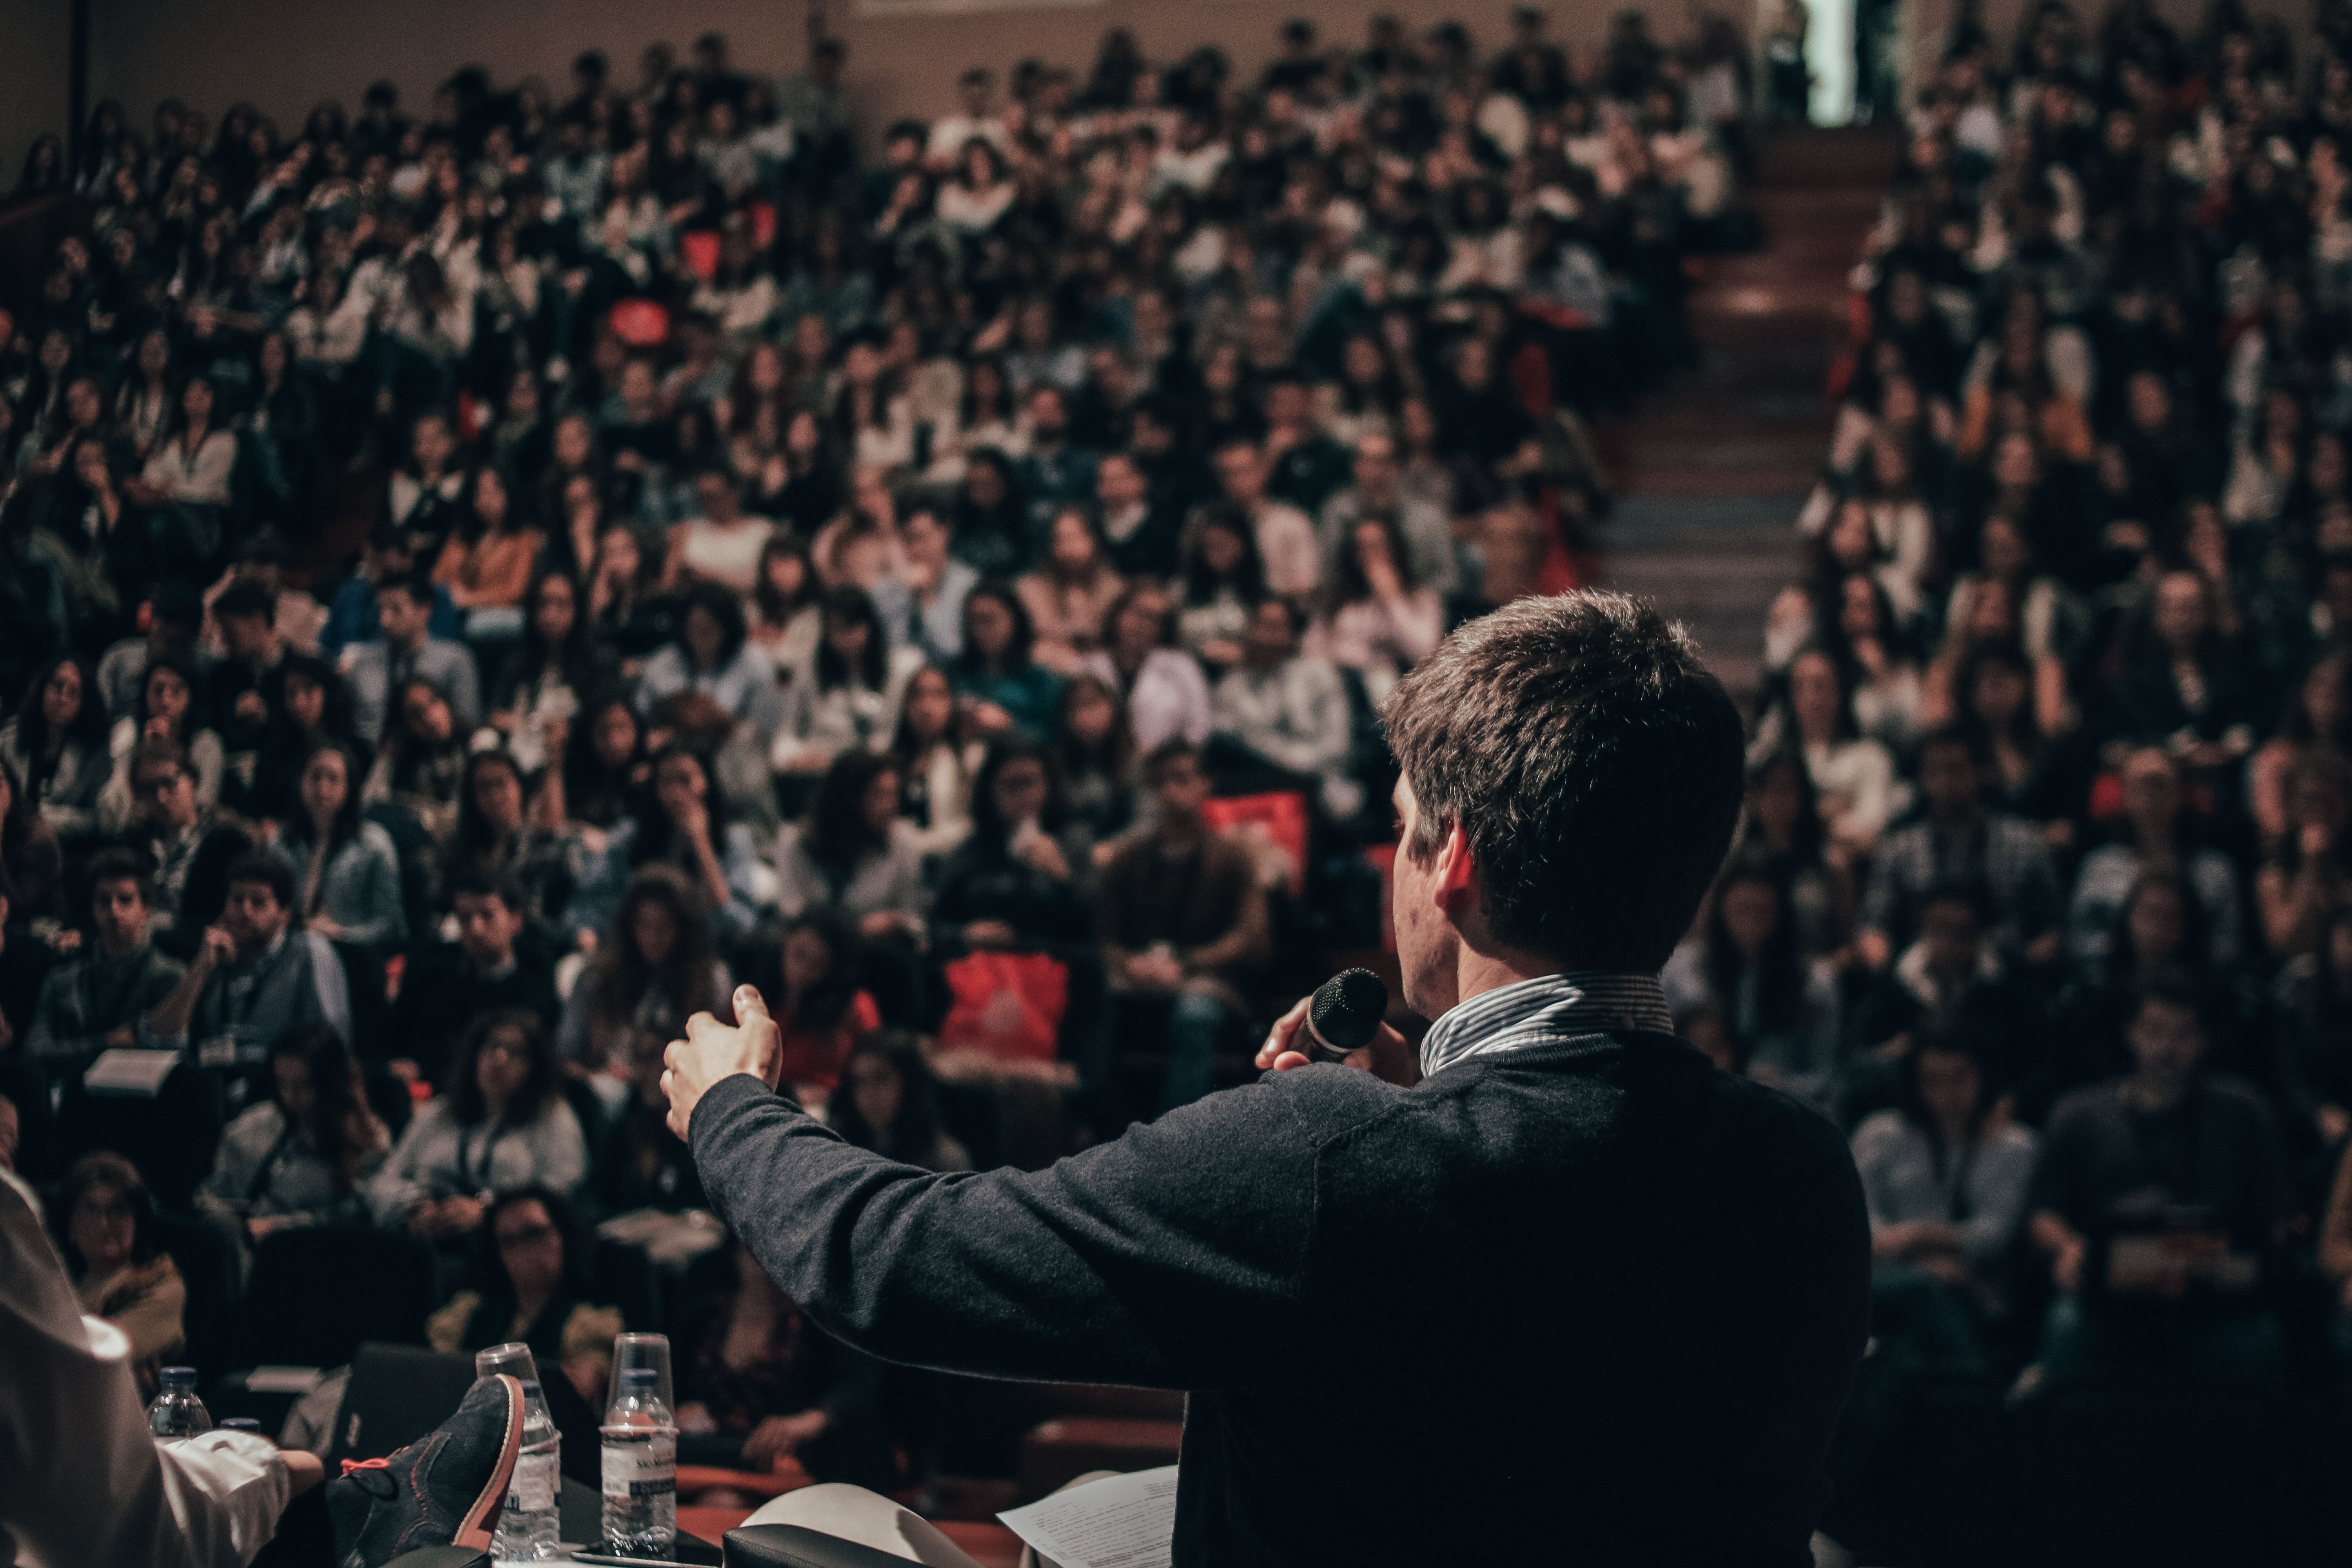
[1658,0,2352,1397]
[0,9,1748,1491]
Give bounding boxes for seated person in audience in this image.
[1857,728,2062,969]
[203,580,289,794]
[488,570,616,781]
[432,465,544,633]
[889,666,978,860]
[2,655,109,846]
[393,872,561,1088]
[1208,437,1319,599]
[1100,740,1270,1111]
[2068,746,2245,976]
[949,583,1064,744]
[559,864,732,1105]
[52,1151,185,1394]
[663,467,777,595]
[2255,749,2352,963]
[25,848,185,1074]
[869,508,977,665]
[774,750,929,945]
[119,737,254,962]
[1317,431,1459,604]
[426,1185,621,1406]
[748,540,825,679]
[370,1008,588,1240]
[1209,598,1360,821]
[673,1240,897,1490]
[94,652,224,837]
[443,748,581,938]
[1753,647,1897,858]
[935,739,1096,956]
[1054,673,1140,845]
[1851,1033,2039,1372]
[560,695,650,836]
[145,852,352,1080]
[1660,854,1841,1109]
[564,745,764,946]
[1016,508,1124,674]
[0,756,66,927]
[773,587,924,778]
[826,1033,972,1172]
[272,739,407,953]
[241,652,368,828]
[361,676,472,845]
[1314,510,1445,708]
[1845,879,2049,1117]
[597,1044,709,1214]
[735,909,880,1104]
[1080,584,1213,755]
[636,583,787,739]
[2271,904,2352,1176]
[340,572,482,749]
[2112,568,2258,780]
[2027,983,2294,1381]
[321,521,461,657]
[196,1025,390,1243]
[1177,505,1268,676]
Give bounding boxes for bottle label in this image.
[601,1433,676,1499]
[510,1449,559,1513]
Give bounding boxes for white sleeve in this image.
[0,1173,288,1568]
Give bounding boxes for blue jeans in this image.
[1159,991,1231,1113]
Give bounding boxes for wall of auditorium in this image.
[8,0,2325,173]
[0,1,72,187]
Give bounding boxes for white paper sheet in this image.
[997,1466,1179,1568]
[83,1047,182,1096]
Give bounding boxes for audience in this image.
[52,1151,185,1394]
[195,1025,390,1241]
[368,1008,588,1238]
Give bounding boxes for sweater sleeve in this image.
[689,1071,1327,1388]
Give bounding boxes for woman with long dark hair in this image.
[1661,855,1841,1107]
[370,1008,588,1238]
[243,653,365,825]
[559,863,730,1088]
[1016,508,1124,675]
[635,581,785,737]
[1316,512,1443,708]
[96,653,223,836]
[826,1033,969,1171]
[445,748,579,933]
[1052,672,1138,842]
[1177,505,1266,674]
[563,744,762,945]
[1849,1033,2038,1370]
[737,908,880,1098]
[432,464,545,639]
[274,738,406,951]
[52,1151,185,1392]
[559,695,648,834]
[774,587,922,776]
[197,1024,392,1240]
[952,584,1062,744]
[490,568,616,777]
[749,537,824,679]
[776,749,927,937]
[889,666,977,858]
[934,738,1095,954]
[1079,584,1212,756]
[2067,746,2244,975]
[952,447,1030,579]
[426,1185,622,1402]
[0,655,109,845]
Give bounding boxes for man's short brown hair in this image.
[1385,591,1744,972]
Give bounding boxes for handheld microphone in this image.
[1302,968,1389,1063]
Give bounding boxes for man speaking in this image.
[664,592,1869,1566]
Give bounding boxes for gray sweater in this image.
[691,1027,1869,1567]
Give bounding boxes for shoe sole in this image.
[451,1374,525,1552]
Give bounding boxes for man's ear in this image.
[1435,820,1477,906]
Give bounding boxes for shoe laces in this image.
[339,1457,392,1477]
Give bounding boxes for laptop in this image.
[325,1343,482,1466]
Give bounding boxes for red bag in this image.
[938,951,1070,1065]
[1200,792,1310,895]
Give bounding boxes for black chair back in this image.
[230,1226,436,1369]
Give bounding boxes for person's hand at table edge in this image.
[663,985,785,1140]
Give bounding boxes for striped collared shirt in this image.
[1418,971,1675,1079]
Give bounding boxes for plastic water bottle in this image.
[494,1379,563,1562]
[600,1368,676,1555]
[472,1345,563,1563]
[148,1367,212,1438]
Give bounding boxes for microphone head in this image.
[1307,967,1389,1055]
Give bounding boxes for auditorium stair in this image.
[1599,127,1901,707]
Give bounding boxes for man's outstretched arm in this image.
[670,987,1350,1390]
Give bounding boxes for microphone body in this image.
[1301,968,1389,1063]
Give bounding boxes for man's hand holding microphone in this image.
[1255,968,1421,1088]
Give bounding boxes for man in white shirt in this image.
[1208,438,1319,599]
[925,69,1010,170]
[0,1167,317,1566]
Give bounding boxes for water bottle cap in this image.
[620,1367,657,1388]
[160,1366,197,1385]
